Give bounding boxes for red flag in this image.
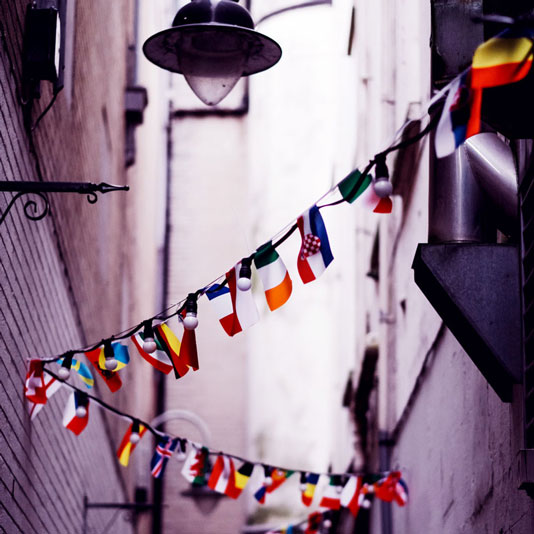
[24,360,48,404]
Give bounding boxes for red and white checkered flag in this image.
[300,234,321,259]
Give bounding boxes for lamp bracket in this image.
[0,181,129,227]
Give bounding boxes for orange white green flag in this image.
[254,241,292,311]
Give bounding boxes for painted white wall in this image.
[244,0,372,526]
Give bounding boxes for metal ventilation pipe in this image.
[429,131,518,243]
[464,133,519,237]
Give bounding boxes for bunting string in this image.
[26,364,409,517]
[39,367,385,478]
[35,95,443,364]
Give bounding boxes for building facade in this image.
[0,0,161,532]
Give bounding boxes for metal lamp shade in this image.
[142,1,282,106]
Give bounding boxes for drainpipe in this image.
[152,100,174,534]
[378,431,394,534]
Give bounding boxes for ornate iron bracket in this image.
[0,181,129,227]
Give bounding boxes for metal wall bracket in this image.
[412,243,522,402]
[0,181,129,227]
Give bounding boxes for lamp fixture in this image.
[142,0,282,106]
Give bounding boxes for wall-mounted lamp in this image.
[142,0,282,106]
[22,3,64,101]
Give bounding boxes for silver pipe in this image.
[429,130,494,243]
[464,133,518,237]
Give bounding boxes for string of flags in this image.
[20,19,531,520]
[24,364,409,519]
[30,22,533,389]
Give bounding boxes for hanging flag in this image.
[208,455,238,496]
[301,473,320,506]
[471,27,534,89]
[254,468,294,504]
[305,512,323,534]
[226,461,255,499]
[88,342,130,371]
[153,322,189,378]
[340,475,364,517]
[85,343,128,393]
[206,263,260,337]
[27,372,62,419]
[373,471,409,506]
[297,205,334,284]
[337,169,372,204]
[435,70,474,158]
[25,360,49,404]
[177,312,199,371]
[151,436,180,478]
[319,475,344,510]
[254,242,293,311]
[56,356,94,388]
[116,422,147,467]
[206,283,234,335]
[182,447,211,486]
[131,330,174,375]
[62,391,89,436]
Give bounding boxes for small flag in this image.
[25,360,49,404]
[206,283,234,335]
[373,471,409,506]
[177,312,199,371]
[319,475,344,510]
[226,461,254,499]
[62,391,89,436]
[206,263,260,337]
[182,447,211,486]
[297,205,334,284]
[153,322,189,378]
[56,357,94,388]
[208,455,238,496]
[254,242,293,311]
[254,468,294,504]
[85,342,128,393]
[90,342,130,371]
[301,473,320,506]
[131,331,174,375]
[27,371,61,419]
[116,422,147,467]
[468,28,534,139]
[471,28,534,89]
[340,475,364,517]
[305,512,323,534]
[151,436,180,478]
[435,70,474,158]
[337,169,372,204]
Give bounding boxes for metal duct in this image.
[429,131,518,243]
[429,132,495,243]
[465,133,518,237]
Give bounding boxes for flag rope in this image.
[34,91,447,364]
[43,367,399,480]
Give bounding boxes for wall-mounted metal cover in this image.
[412,243,522,402]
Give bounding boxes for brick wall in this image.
[0,0,144,532]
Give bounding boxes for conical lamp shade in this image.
[178,31,247,105]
